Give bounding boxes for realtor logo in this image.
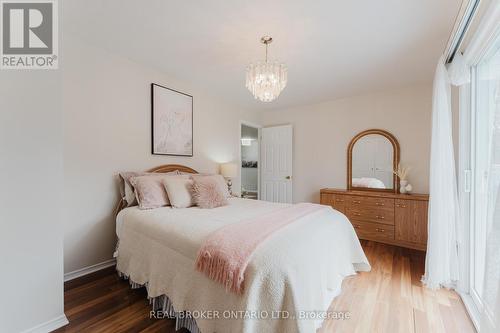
[1,0,58,69]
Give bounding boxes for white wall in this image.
[0,71,65,329]
[258,84,433,203]
[62,37,259,273]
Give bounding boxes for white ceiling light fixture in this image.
[245,36,287,102]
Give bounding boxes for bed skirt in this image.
[118,271,201,333]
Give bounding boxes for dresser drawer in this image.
[320,193,332,205]
[351,221,395,242]
[347,196,394,209]
[347,208,395,225]
[346,207,394,225]
[331,194,347,214]
[320,193,347,214]
[346,196,394,225]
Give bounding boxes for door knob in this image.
[285,176,291,180]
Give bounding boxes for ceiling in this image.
[63,0,461,111]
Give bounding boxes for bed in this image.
[114,164,370,333]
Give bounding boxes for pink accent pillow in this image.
[192,177,228,209]
[191,174,230,198]
[119,170,179,206]
[129,174,188,209]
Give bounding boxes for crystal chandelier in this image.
[246,36,287,102]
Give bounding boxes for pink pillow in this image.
[120,170,179,206]
[192,177,228,209]
[191,174,230,198]
[130,174,188,209]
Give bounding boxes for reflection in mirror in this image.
[352,134,393,189]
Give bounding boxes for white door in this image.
[260,125,293,203]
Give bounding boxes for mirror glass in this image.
[351,134,393,189]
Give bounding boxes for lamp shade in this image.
[220,163,237,178]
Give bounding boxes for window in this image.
[461,27,500,327]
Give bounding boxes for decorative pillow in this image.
[192,177,228,209]
[119,172,144,206]
[119,170,179,206]
[129,174,189,209]
[163,178,195,208]
[191,174,230,198]
[129,176,170,209]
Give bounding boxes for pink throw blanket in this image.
[195,203,326,294]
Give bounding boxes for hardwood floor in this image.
[319,241,475,333]
[56,241,475,333]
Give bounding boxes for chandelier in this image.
[245,36,287,102]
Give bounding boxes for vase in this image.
[400,180,408,194]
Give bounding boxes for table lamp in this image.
[220,163,237,195]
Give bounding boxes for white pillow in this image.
[163,178,195,208]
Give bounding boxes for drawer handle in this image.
[336,199,344,202]
[376,228,385,232]
[353,212,361,216]
[352,200,361,204]
[375,202,385,206]
[354,225,361,229]
[376,215,385,219]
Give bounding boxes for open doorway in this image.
[240,123,260,199]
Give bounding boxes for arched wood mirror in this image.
[347,129,400,193]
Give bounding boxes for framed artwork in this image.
[151,83,193,156]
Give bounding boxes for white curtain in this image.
[480,65,500,333]
[423,56,460,289]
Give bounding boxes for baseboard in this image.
[458,291,480,331]
[64,258,116,282]
[20,314,68,333]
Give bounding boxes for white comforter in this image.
[116,198,370,333]
[352,177,386,189]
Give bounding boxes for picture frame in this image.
[151,83,193,156]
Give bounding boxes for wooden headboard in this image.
[114,164,198,217]
[148,164,198,174]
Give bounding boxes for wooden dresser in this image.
[320,188,429,251]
